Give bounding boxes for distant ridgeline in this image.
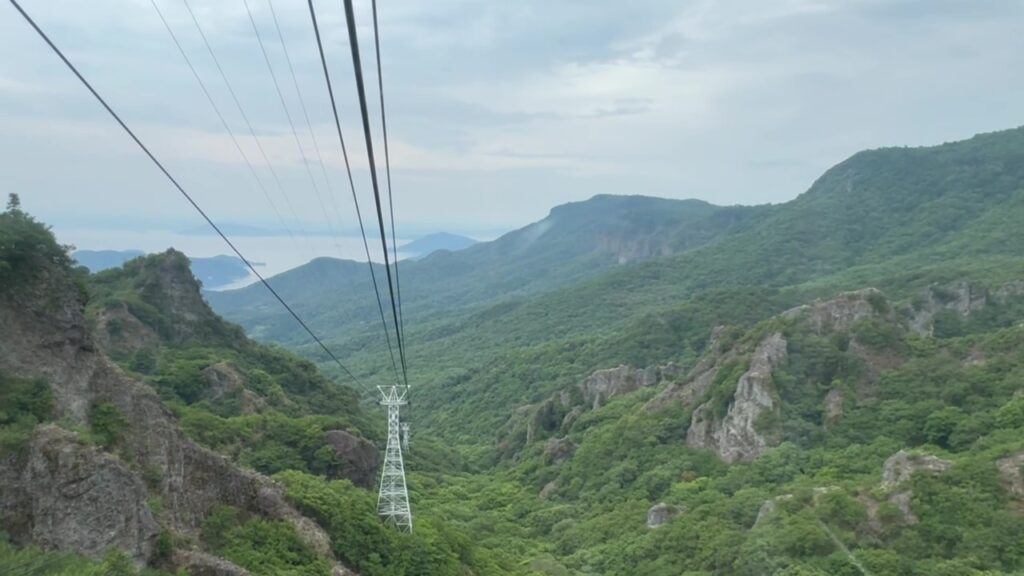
[73,249,259,289]
[398,232,477,259]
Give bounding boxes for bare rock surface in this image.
[539,481,558,500]
[0,254,355,572]
[646,502,682,528]
[93,305,160,356]
[686,332,787,463]
[781,288,889,334]
[646,328,733,413]
[823,389,844,428]
[174,551,253,576]
[544,437,577,465]
[18,425,158,564]
[324,429,381,489]
[881,450,953,488]
[201,362,265,415]
[904,281,1024,336]
[997,451,1024,512]
[582,363,681,410]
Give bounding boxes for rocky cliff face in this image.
[5,425,158,563]
[648,289,899,463]
[580,364,680,409]
[0,255,356,573]
[781,287,892,334]
[686,332,788,463]
[324,430,381,490]
[645,326,732,413]
[907,280,1024,336]
[880,450,954,489]
[498,361,682,458]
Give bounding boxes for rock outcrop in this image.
[93,305,160,357]
[823,389,844,429]
[200,362,265,415]
[646,502,682,528]
[858,450,955,528]
[324,429,381,489]
[544,437,577,465]
[686,332,787,463]
[173,551,252,576]
[646,327,735,413]
[539,481,558,500]
[996,451,1024,513]
[881,450,954,488]
[781,288,891,334]
[0,254,355,572]
[2,425,159,564]
[499,361,680,457]
[907,281,1024,336]
[580,364,679,409]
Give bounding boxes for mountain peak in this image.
[399,232,477,259]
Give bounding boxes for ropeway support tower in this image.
[377,385,412,532]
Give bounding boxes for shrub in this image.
[89,402,128,448]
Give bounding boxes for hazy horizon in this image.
[4,0,1023,250]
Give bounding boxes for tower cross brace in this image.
[377,385,412,532]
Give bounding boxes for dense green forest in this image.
[3,127,1024,575]
[211,128,1024,575]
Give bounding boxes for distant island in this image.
[399,232,477,259]
[73,250,259,289]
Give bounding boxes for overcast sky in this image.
[2,0,1023,251]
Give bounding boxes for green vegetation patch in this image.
[0,373,53,452]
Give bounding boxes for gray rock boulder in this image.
[324,429,381,489]
[544,437,577,465]
[646,502,682,528]
[539,481,558,500]
[581,364,678,409]
[646,327,740,413]
[881,450,953,488]
[201,362,265,415]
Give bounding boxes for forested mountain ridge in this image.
[206,194,767,344]
[209,128,1024,388]
[208,127,1024,575]
[4,125,1024,576]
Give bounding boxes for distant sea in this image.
[57,228,413,291]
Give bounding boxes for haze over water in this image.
[58,227,415,290]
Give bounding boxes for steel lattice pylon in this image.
[377,385,412,532]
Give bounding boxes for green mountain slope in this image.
[7,124,1024,575]
[233,128,1024,444]
[203,127,1024,575]
[210,129,1024,393]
